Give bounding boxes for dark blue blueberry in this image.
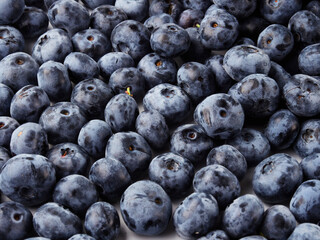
[105,131,152,176]
[0,154,56,206]
[301,153,320,180]
[143,83,191,126]
[0,52,39,92]
[193,93,245,140]
[120,180,172,236]
[213,0,257,19]
[148,152,194,198]
[223,45,271,82]
[150,23,190,58]
[33,202,82,240]
[32,28,73,65]
[0,146,11,169]
[46,142,90,179]
[252,153,303,204]
[283,74,320,117]
[170,123,214,165]
[78,119,112,160]
[64,52,99,84]
[144,13,175,32]
[288,223,320,240]
[111,19,151,62]
[173,192,219,239]
[10,122,48,156]
[0,116,19,149]
[234,37,255,46]
[178,9,204,29]
[39,101,88,144]
[68,234,96,240]
[48,0,90,37]
[149,0,183,21]
[14,7,49,39]
[89,157,131,202]
[182,0,210,12]
[298,43,320,75]
[137,52,177,90]
[264,109,299,150]
[104,93,139,133]
[227,128,271,166]
[84,202,120,240]
[25,238,50,240]
[257,24,294,62]
[306,0,320,18]
[206,144,247,180]
[71,78,114,120]
[228,74,280,118]
[260,205,297,240]
[290,179,320,223]
[222,194,264,239]
[53,174,99,217]
[82,0,115,9]
[0,0,25,25]
[268,61,292,90]
[193,164,241,209]
[0,201,33,240]
[72,29,111,61]
[0,26,25,61]
[197,230,230,240]
[37,60,72,102]
[90,5,127,37]
[10,85,50,123]
[238,16,270,42]
[0,83,13,116]
[115,0,149,22]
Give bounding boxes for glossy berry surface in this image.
[301,153,320,180]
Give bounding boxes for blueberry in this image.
[234,37,255,46]
[82,0,115,9]
[182,0,211,12]
[68,234,96,240]
[306,0,320,18]
[0,26,25,61]
[238,16,270,42]
[115,0,149,22]
[25,0,45,8]
[0,0,25,25]
[149,0,183,22]
[268,61,292,90]
[298,43,320,75]
[84,202,120,240]
[288,223,320,240]
[301,153,320,180]
[197,230,230,240]
[213,0,257,19]
[33,202,82,240]
[239,236,267,240]
[144,13,175,32]
[120,180,172,236]
[0,146,11,169]
[25,238,50,240]
[0,154,56,206]
[0,116,19,149]
[173,192,219,239]
[0,83,13,116]
[178,9,204,29]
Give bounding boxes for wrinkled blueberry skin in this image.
[105,131,152,175]
[78,120,112,160]
[223,45,271,82]
[213,0,257,19]
[0,84,13,116]
[10,85,50,123]
[259,0,302,24]
[48,0,90,37]
[149,0,183,21]
[222,194,264,239]
[14,7,49,39]
[200,8,239,51]
[264,109,299,150]
[0,201,33,240]
[0,154,56,206]
[72,29,111,61]
[104,93,139,133]
[71,78,114,120]
[83,0,115,9]
[115,0,149,22]
[173,192,219,239]
[32,28,73,65]
[46,142,90,179]
[290,179,320,223]
[68,234,96,240]
[84,202,120,240]
[98,52,134,80]
[144,13,174,33]
[10,122,48,156]
[64,52,99,84]
[37,60,72,102]
[261,205,297,240]
[227,128,271,166]
[205,55,235,93]
[197,230,230,240]
[306,0,320,18]
[268,61,292,90]
[137,53,177,90]
[178,9,204,29]
[90,5,127,37]
[0,26,24,61]
[257,24,294,62]
[283,74,320,117]
[53,174,98,217]
[177,62,216,104]
[194,93,245,140]
[228,74,280,118]
[148,152,195,198]
[89,157,131,202]
[193,164,241,209]
[298,43,320,75]
[170,123,214,165]
[0,0,25,25]
[111,20,151,62]
[301,153,320,180]
[288,223,320,240]
[120,180,172,236]
[252,153,303,204]
[0,116,19,149]
[135,110,169,150]
[0,146,11,169]
[33,202,82,240]
[206,144,247,180]
[143,83,191,126]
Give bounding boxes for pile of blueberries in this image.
[1,0,320,239]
